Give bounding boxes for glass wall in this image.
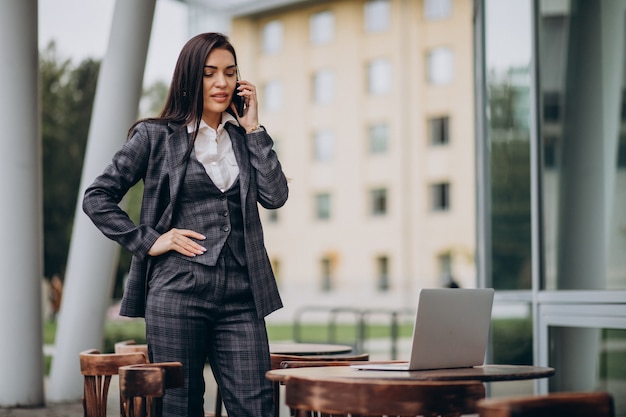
[549,327,626,396]
[479,0,626,412]
[484,0,533,291]
[538,0,626,291]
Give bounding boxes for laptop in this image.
[351,288,495,371]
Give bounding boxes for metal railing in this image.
[292,306,414,359]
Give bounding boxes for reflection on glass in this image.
[549,326,626,416]
[485,0,532,290]
[492,303,532,365]
[538,0,626,290]
[490,302,533,397]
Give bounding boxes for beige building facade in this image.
[229,0,475,321]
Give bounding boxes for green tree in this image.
[41,42,99,280]
[140,80,168,118]
[488,69,532,290]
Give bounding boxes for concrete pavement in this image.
[0,366,220,417]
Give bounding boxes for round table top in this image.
[269,342,353,356]
[266,364,555,383]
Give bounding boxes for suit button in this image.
[220,196,226,201]
[222,211,229,217]
[221,225,230,232]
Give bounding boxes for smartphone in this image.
[232,82,245,117]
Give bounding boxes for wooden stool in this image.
[119,362,184,417]
[477,391,615,417]
[79,349,148,417]
[115,340,221,416]
[114,339,149,356]
[286,375,486,417]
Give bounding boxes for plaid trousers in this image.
[145,249,274,417]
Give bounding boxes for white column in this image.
[47,0,156,402]
[0,0,45,407]
[552,0,625,393]
[557,1,608,290]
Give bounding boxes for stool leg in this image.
[214,388,222,417]
[273,382,280,417]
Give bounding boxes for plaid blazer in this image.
[83,120,288,318]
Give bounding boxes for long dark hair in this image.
[128,32,238,144]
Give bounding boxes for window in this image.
[313,69,335,104]
[364,0,390,33]
[369,123,389,153]
[320,256,334,291]
[543,91,560,122]
[370,188,388,216]
[315,193,331,220]
[424,0,452,20]
[430,182,450,211]
[427,47,453,85]
[619,135,626,169]
[376,255,390,291]
[313,129,334,161]
[263,80,283,112]
[262,20,283,54]
[543,135,559,169]
[368,59,392,95]
[310,11,334,45]
[428,116,450,145]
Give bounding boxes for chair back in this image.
[285,375,485,417]
[477,392,615,417]
[79,349,148,417]
[119,362,184,417]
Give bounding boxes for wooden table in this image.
[266,364,555,384]
[269,342,353,355]
[268,364,554,416]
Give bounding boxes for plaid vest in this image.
[171,156,246,266]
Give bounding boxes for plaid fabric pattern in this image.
[82,121,288,318]
[173,156,246,266]
[146,252,274,417]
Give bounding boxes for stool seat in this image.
[119,362,184,417]
[115,340,220,416]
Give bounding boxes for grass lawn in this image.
[43,318,626,378]
[43,319,412,350]
[42,319,412,374]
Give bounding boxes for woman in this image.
[83,32,288,417]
